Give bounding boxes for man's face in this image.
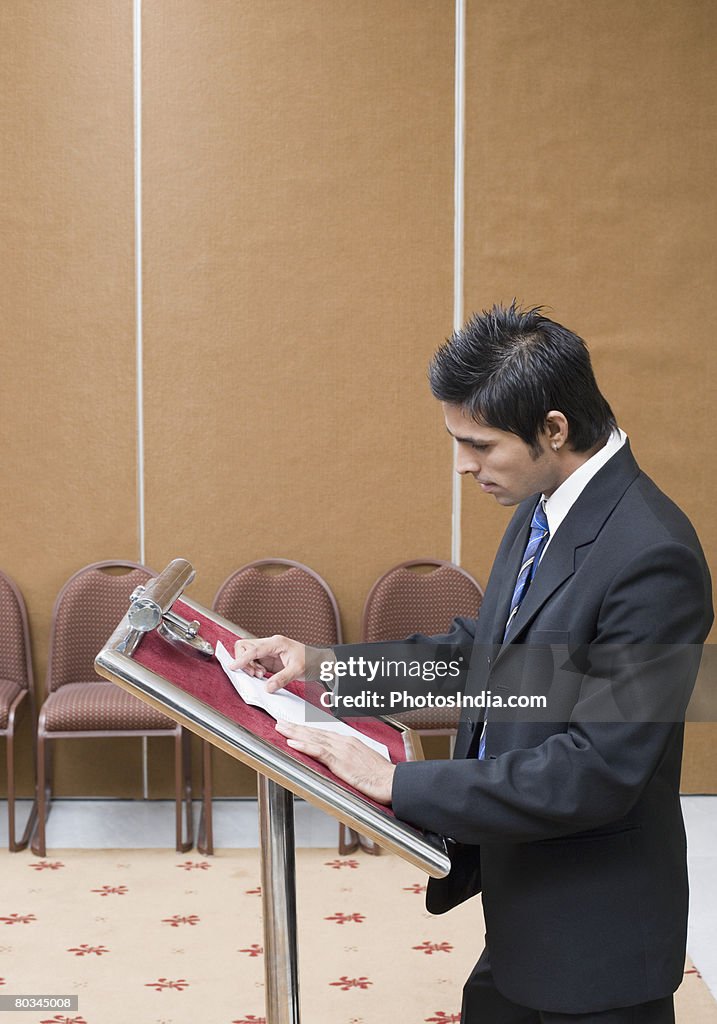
[443,403,561,506]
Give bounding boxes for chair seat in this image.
[43,682,177,732]
[387,705,461,732]
[0,678,22,730]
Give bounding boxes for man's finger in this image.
[275,721,321,753]
[275,721,316,742]
[274,720,299,737]
[230,636,275,669]
[277,721,330,750]
[264,665,299,692]
[259,655,299,688]
[286,737,327,758]
[230,639,255,668]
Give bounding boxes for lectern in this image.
[95,559,451,1024]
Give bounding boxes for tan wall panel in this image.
[682,725,717,794]
[142,1,454,793]
[462,0,716,786]
[6,0,708,803]
[0,2,138,796]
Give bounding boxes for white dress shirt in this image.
[540,428,627,559]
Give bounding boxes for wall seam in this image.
[451,0,466,565]
[134,0,149,799]
[134,0,145,568]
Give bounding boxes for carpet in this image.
[0,848,714,1024]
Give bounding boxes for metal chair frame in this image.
[0,570,39,851]
[343,558,481,856]
[200,558,343,855]
[32,560,193,857]
[361,557,484,736]
[345,556,483,851]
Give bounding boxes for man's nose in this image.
[455,445,479,475]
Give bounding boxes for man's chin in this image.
[476,482,520,506]
[492,492,519,507]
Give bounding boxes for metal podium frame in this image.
[95,560,451,1024]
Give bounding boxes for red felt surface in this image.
[132,601,408,815]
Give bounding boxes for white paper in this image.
[215,641,390,761]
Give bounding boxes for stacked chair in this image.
[17,556,481,857]
[361,559,484,738]
[32,561,193,857]
[336,559,482,854]
[0,570,38,850]
[202,559,343,855]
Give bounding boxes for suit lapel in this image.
[493,441,641,662]
[498,541,575,649]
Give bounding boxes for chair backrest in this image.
[47,561,153,693]
[361,559,483,642]
[0,570,33,691]
[213,559,342,646]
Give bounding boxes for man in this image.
[232,303,713,1023]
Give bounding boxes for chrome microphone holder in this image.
[118,557,214,658]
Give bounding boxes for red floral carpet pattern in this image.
[0,848,714,1024]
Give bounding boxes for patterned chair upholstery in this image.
[361,559,483,733]
[0,570,38,850]
[200,560,343,855]
[214,561,342,647]
[32,561,193,856]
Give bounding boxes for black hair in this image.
[428,301,616,453]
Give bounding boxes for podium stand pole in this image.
[258,776,301,1024]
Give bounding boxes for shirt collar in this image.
[542,428,627,546]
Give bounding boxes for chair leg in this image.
[197,740,214,856]
[31,733,52,858]
[6,729,38,853]
[183,729,193,844]
[338,822,381,856]
[174,730,193,853]
[357,834,382,856]
[338,823,359,855]
[6,730,18,851]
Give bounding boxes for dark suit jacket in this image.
[336,442,713,1014]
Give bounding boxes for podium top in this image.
[96,592,450,878]
[136,599,408,812]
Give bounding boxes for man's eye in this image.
[470,443,488,451]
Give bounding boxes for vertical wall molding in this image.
[134,0,145,568]
[133,0,149,798]
[451,0,466,565]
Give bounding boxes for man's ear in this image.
[544,410,569,452]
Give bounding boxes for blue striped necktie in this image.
[478,499,550,760]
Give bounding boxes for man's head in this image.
[429,302,617,505]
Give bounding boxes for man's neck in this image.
[548,434,610,494]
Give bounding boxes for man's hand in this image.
[230,635,307,692]
[274,720,396,805]
[231,635,335,692]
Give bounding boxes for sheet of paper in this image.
[215,641,390,761]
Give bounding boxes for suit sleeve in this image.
[327,615,478,713]
[391,541,713,844]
